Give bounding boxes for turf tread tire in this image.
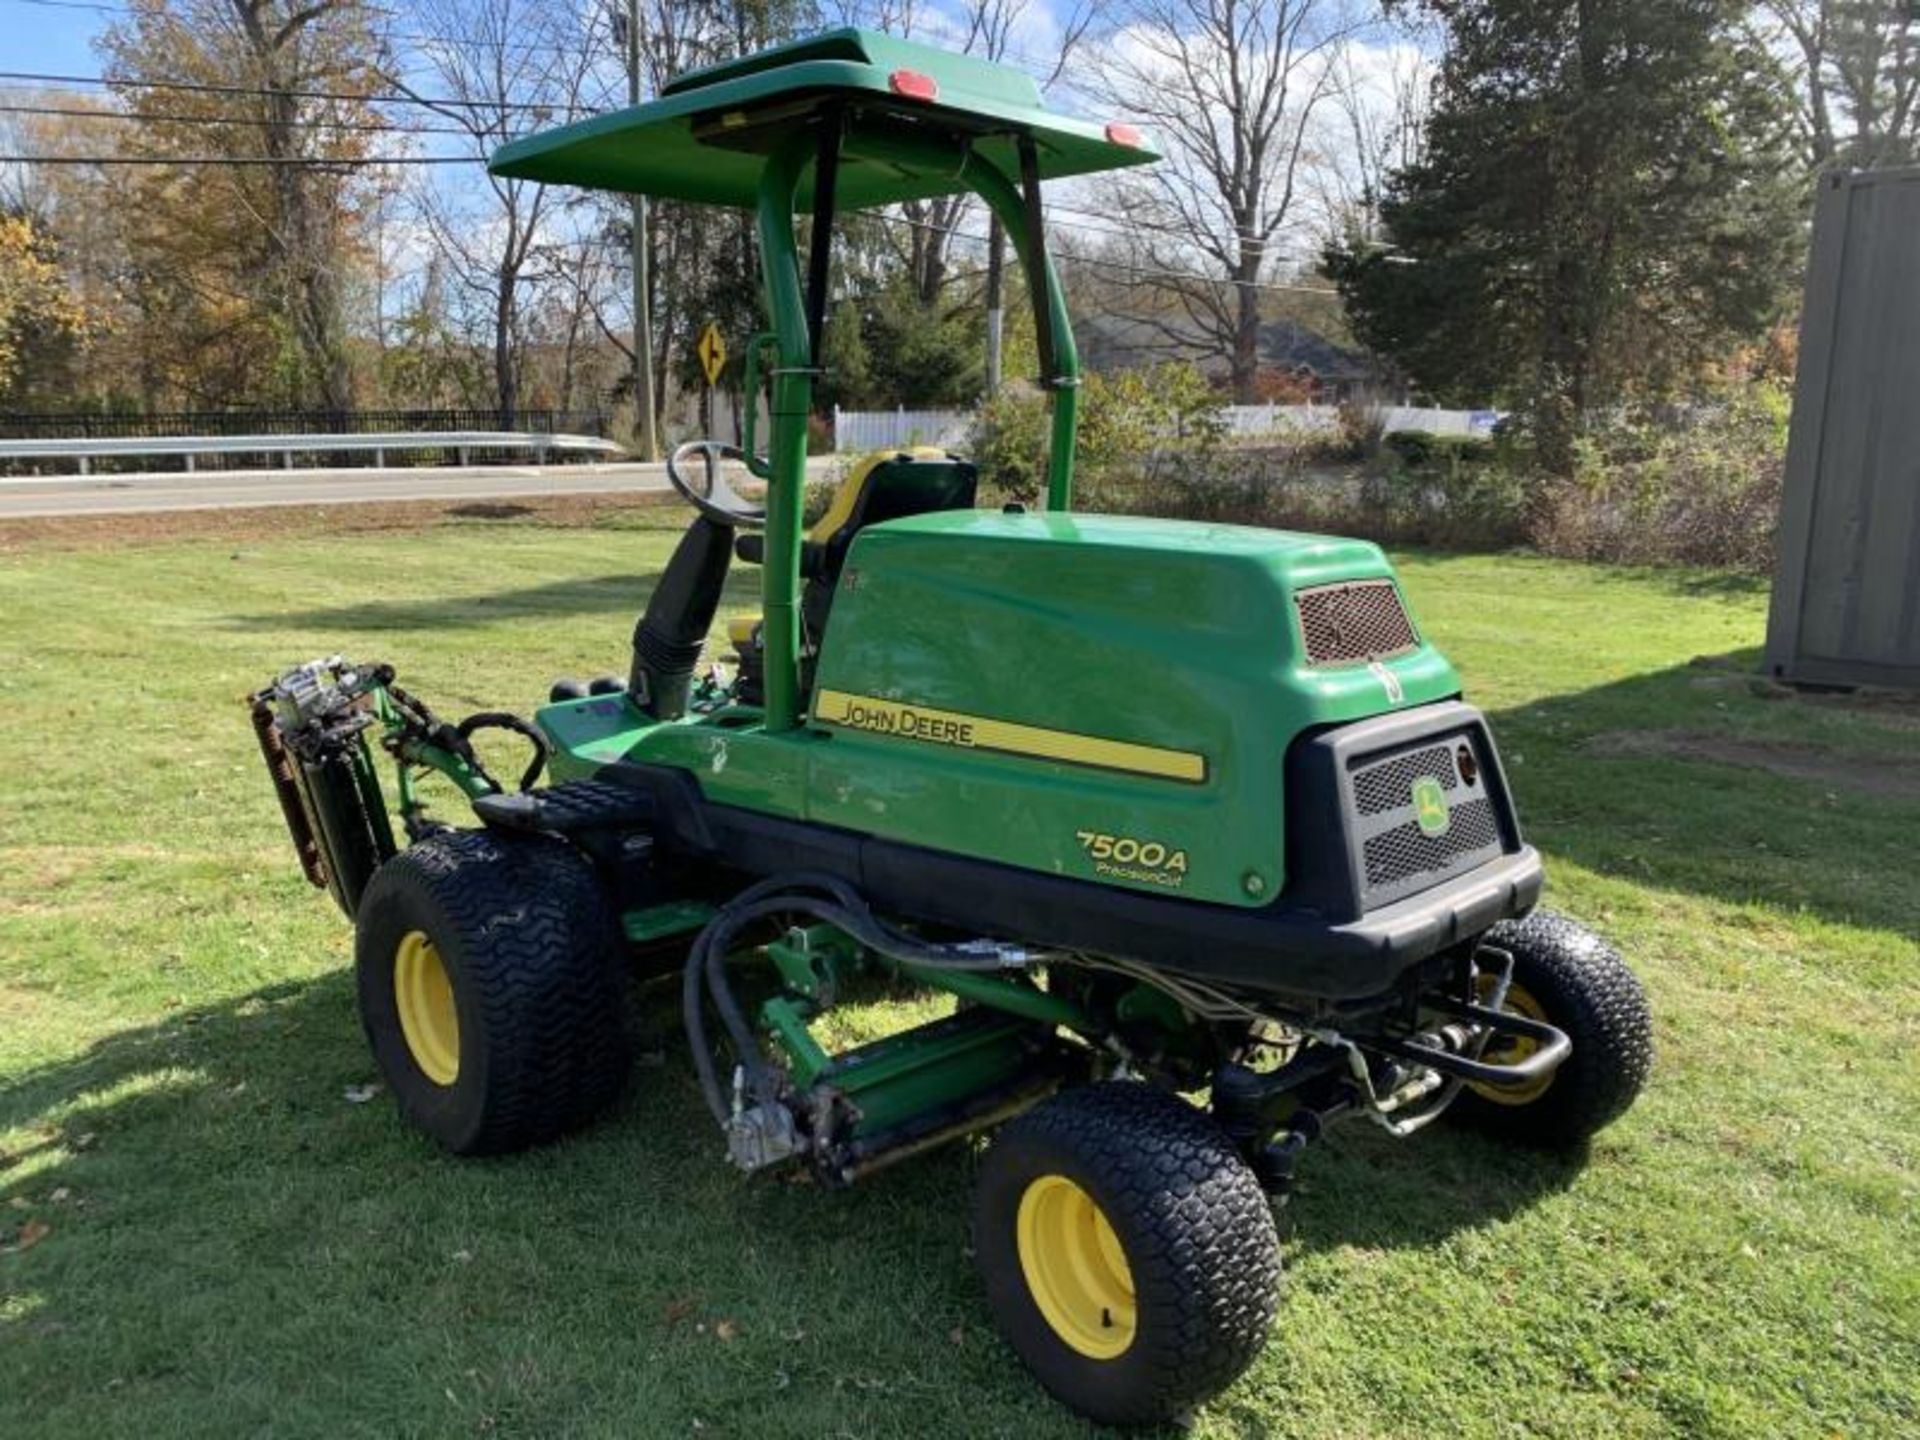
[1450,909,1653,1147]
[973,1082,1280,1427]
[355,828,630,1155]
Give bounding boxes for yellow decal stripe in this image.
[813,690,1207,784]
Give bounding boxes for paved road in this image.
[0,458,840,519]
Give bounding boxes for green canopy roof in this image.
[488,28,1157,209]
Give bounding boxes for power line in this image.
[1,152,471,165]
[0,99,471,136]
[871,211,1338,297]
[0,93,1329,260]
[0,68,593,115]
[1030,197,1329,266]
[2,0,1349,246]
[0,139,1337,291]
[1,0,624,64]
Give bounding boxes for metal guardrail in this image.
[0,431,626,477]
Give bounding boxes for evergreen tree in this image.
[1327,0,1803,473]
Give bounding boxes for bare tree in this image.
[618,1,735,438]
[826,0,1092,310]
[1090,0,1362,401]
[1312,29,1432,246]
[388,0,604,426]
[1756,0,1919,171]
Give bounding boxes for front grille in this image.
[1344,729,1506,908]
[1363,799,1500,889]
[1294,580,1418,665]
[1351,742,1458,816]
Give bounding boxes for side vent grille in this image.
[1294,580,1418,665]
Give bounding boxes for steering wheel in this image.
[666,439,766,529]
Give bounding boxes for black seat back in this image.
[803,450,977,642]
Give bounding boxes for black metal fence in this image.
[0,408,614,440]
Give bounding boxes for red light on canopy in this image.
[1105,122,1144,147]
[889,69,939,102]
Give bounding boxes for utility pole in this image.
[625,0,659,460]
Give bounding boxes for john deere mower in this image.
[249,30,1652,1427]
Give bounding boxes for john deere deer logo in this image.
[1410,775,1450,837]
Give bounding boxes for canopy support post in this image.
[971,145,1080,511]
[755,130,825,733]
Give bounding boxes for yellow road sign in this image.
[696,321,727,386]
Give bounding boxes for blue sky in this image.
[7,1,108,74]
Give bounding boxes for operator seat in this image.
[732,446,978,704]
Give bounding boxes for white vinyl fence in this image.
[1218,404,1504,439]
[832,406,974,453]
[832,403,1501,452]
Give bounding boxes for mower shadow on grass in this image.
[219,571,667,632]
[220,566,767,634]
[1277,1125,1587,1257]
[1484,648,1920,942]
[2,967,1597,1438]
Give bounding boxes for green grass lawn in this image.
[2,507,1916,1438]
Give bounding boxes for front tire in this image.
[973,1083,1280,1427]
[354,828,630,1155]
[1450,910,1654,1147]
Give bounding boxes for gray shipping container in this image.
[1766,166,1920,691]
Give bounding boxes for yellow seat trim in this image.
[808,445,953,544]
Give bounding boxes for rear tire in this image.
[973,1082,1280,1427]
[1449,910,1653,1147]
[354,828,630,1155]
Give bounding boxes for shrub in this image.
[1334,395,1391,460]
[973,373,1784,574]
[1527,387,1786,573]
[968,383,1050,505]
[968,362,1227,508]
[1383,431,1495,469]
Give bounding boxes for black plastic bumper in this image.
[599,759,1544,1003]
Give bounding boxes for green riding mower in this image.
[249,30,1652,1427]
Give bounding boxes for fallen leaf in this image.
[948,1326,965,1346]
[662,1296,696,1325]
[451,1249,473,1263]
[48,1187,70,1203]
[714,1319,737,1342]
[12,1218,50,1253]
[343,1083,382,1104]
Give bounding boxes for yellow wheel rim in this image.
[1015,1174,1136,1359]
[1469,978,1552,1106]
[394,929,460,1086]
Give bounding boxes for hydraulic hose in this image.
[682,873,866,1127]
[681,873,1036,1128]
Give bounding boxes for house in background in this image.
[1076,314,1376,402]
